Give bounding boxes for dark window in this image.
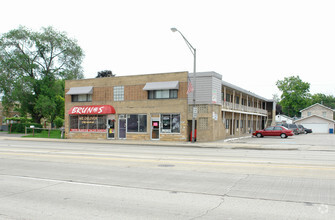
[127,114,147,132]
[161,114,180,133]
[70,116,79,129]
[226,94,231,102]
[148,89,178,99]
[71,94,92,102]
[274,127,283,131]
[98,115,107,129]
[264,127,274,131]
[236,96,240,104]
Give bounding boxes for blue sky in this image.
[1,0,335,99]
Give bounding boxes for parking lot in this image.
[231,133,335,149]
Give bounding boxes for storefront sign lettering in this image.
[69,105,116,115]
[71,106,105,114]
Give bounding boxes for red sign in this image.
[69,105,116,115]
[70,129,107,132]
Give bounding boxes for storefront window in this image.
[98,115,107,129]
[127,114,147,132]
[161,114,180,133]
[69,115,107,132]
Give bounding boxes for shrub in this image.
[54,117,64,128]
[10,123,43,133]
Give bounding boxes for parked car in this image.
[277,123,299,135]
[297,125,306,134]
[303,126,313,133]
[252,126,294,138]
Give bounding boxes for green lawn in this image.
[23,130,62,139]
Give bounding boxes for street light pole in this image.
[171,28,197,143]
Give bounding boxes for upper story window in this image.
[226,94,231,102]
[323,112,327,117]
[307,111,311,116]
[67,86,93,103]
[143,81,179,100]
[235,96,240,104]
[114,86,124,101]
[71,94,92,102]
[148,89,178,99]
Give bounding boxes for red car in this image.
[252,126,294,138]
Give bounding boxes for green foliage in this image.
[10,123,42,133]
[54,117,64,128]
[23,129,61,139]
[276,76,310,117]
[0,26,84,123]
[309,93,335,109]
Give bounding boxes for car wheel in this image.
[280,133,287,138]
[256,133,262,138]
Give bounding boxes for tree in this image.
[309,93,335,110]
[0,26,84,123]
[276,76,310,117]
[96,70,115,78]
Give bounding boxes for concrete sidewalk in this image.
[0,134,304,151]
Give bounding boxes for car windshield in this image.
[288,124,298,128]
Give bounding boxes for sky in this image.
[1,0,335,100]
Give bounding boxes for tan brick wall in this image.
[302,104,334,120]
[125,85,147,101]
[65,72,189,141]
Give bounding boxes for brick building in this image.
[65,71,275,141]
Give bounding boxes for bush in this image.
[10,123,43,133]
[54,117,64,128]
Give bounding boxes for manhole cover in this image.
[158,164,175,167]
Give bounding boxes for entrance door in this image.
[119,118,126,139]
[151,118,160,140]
[107,118,115,139]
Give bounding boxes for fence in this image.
[25,127,65,138]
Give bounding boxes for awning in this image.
[143,81,179,90]
[66,86,93,95]
[69,105,116,115]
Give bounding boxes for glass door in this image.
[107,119,115,139]
[119,118,126,139]
[151,118,160,140]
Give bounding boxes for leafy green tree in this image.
[0,26,84,123]
[276,76,311,117]
[96,70,115,78]
[309,93,335,110]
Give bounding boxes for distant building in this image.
[0,102,20,131]
[64,71,275,141]
[295,103,335,133]
[275,114,294,124]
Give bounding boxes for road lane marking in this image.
[1,151,335,171]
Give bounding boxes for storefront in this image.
[68,105,116,139]
[64,71,273,142]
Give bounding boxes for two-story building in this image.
[295,103,335,133]
[64,71,275,141]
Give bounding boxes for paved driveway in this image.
[230,133,335,149]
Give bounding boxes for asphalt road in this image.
[0,138,334,219]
